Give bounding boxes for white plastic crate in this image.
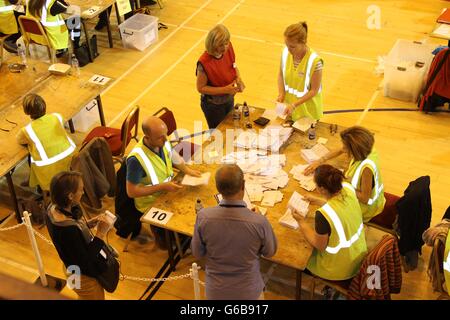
[384,39,435,102]
[119,14,158,51]
[71,100,99,132]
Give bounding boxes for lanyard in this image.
[219,204,246,208]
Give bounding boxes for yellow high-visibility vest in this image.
[307,183,368,280]
[443,233,450,294]
[345,149,386,222]
[281,46,323,121]
[127,139,174,213]
[26,0,68,49]
[0,0,18,34]
[22,113,75,190]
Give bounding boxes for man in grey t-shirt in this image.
[191,164,278,300]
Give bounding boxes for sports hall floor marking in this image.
[107,0,246,127]
[163,23,376,64]
[103,0,214,101]
[356,79,384,125]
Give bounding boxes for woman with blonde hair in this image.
[196,24,245,128]
[304,126,386,222]
[278,21,323,121]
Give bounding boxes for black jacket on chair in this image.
[396,176,432,255]
[114,161,142,238]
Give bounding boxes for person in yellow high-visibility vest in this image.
[444,229,450,295]
[305,126,386,223]
[293,164,367,282]
[27,0,69,51]
[126,116,201,247]
[277,21,323,121]
[0,0,19,35]
[16,94,75,191]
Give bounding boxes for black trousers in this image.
[200,95,234,129]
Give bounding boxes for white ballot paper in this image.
[301,143,329,163]
[275,102,287,120]
[287,191,309,217]
[181,172,210,186]
[293,117,315,133]
[279,208,299,229]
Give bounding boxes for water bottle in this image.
[308,123,316,140]
[71,53,80,77]
[233,105,241,128]
[195,199,203,214]
[17,43,27,66]
[242,101,252,129]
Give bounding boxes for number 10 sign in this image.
[143,207,174,225]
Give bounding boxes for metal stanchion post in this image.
[191,262,201,300]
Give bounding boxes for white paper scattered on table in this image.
[181,172,210,186]
[318,137,328,145]
[262,109,278,121]
[261,190,283,207]
[301,143,330,163]
[279,208,299,229]
[275,102,287,119]
[287,191,310,217]
[290,164,316,191]
[293,117,315,133]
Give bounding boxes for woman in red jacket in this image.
[196,24,246,128]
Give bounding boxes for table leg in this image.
[68,119,75,133]
[296,270,302,300]
[165,229,175,271]
[105,8,113,48]
[81,19,94,62]
[95,96,106,126]
[114,2,121,26]
[6,170,21,223]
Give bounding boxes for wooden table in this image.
[0,57,112,221]
[67,0,118,61]
[140,106,350,300]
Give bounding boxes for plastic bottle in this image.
[233,105,241,128]
[308,123,316,140]
[71,53,80,77]
[17,43,27,66]
[195,199,203,214]
[242,101,251,129]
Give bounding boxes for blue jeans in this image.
[200,95,234,129]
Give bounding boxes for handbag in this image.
[73,36,99,67]
[96,242,120,293]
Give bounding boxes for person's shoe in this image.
[55,48,68,58]
[141,0,157,6]
[131,234,153,245]
[94,19,107,31]
[3,39,18,54]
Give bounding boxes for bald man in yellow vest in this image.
[126,116,201,246]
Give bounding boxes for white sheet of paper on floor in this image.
[88,74,111,85]
[279,208,299,229]
[287,191,309,217]
[181,172,210,186]
[293,117,315,133]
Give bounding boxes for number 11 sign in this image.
[142,207,174,225]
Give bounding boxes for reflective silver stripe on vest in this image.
[25,114,75,167]
[132,146,172,186]
[41,0,65,27]
[0,5,14,12]
[323,183,364,254]
[444,251,450,273]
[282,47,321,98]
[350,158,384,205]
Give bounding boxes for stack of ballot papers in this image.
[181,172,211,186]
[215,190,254,209]
[293,117,315,133]
[279,208,299,229]
[261,190,284,207]
[221,150,266,164]
[233,125,293,152]
[301,143,330,163]
[287,191,310,217]
[289,164,316,191]
[275,102,287,120]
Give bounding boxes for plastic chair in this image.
[18,15,56,63]
[153,107,210,162]
[83,105,140,162]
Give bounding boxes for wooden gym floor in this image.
[0,0,449,300]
